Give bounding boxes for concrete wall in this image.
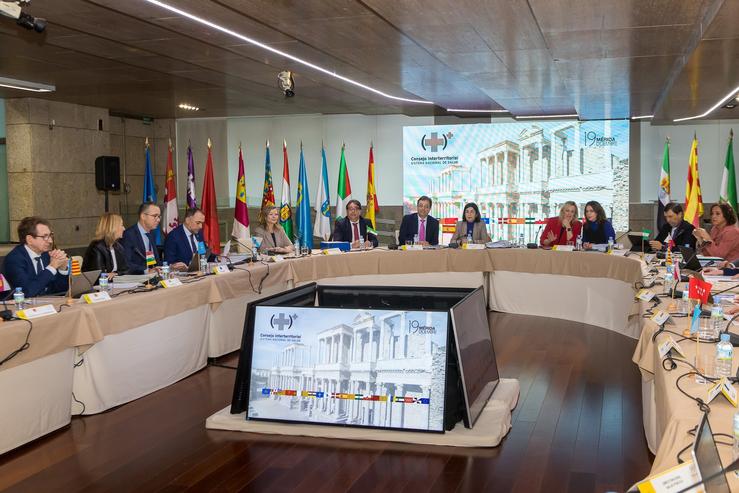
[5,98,174,247]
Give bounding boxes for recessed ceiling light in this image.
[143,0,434,106]
[673,85,739,122]
[0,76,55,93]
[178,103,200,111]
[446,108,509,113]
[631,115,654,120]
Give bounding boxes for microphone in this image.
[615,229,631,243]
[527,225,543,249]
[1,289,15,321]
[231,236,257,263]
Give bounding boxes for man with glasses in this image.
[331,199,378,248]
[121,202,162,274]
[163,207,207,270]
[2,216,70,296]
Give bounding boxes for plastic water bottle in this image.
[734,414,739,475]
[295,239,301,257]
[161,262,170,278]
[715,333,734,379]
[413,234,419,245]
[358,236,365,251]
[199,255,208,274]
[680,290,690,315]
[519,233,525,248]
[13,287,25,310]
[663,265,674,295]
[99,272,109,292]
[466,233,473,245]
[711,304,724,340]
[608,236,614,253]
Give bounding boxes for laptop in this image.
[628,233,652,252]
[691,411,731,493]
[72,270,101,297]
[187,246,212,272]
[679,246,704,272]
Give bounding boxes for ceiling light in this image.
[631,115,653,120]
[178,103,199,111]
[673,85,739,122]
[723,102,737,110]
[143,0,434,106]
[446,108,509,113]
[0,76,54,92]
[515,113,578,120]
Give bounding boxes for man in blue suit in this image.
[2,216,69,297]
[331,200,378,248]
[121,202,162,274]
[398,196,439,246]
[164,208,206,270]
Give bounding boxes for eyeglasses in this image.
[347,207,361,211]
[144,213,161,219]
[33,233,54,241]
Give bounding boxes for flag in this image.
[689,276,712,305]
[720,129,736,211]
[296,143,312,246]
[314,144,332,240]
[164,139,178,234]
[186,141,197,209]
[69,259,82,276]
[0,273,11,292]
[261,140,275,208]
[335,143,352,220]
[657,138,670,231]
[365,144,379,235]
[690,305,701,334]
[279,140,294,240]
[201,138,221,254]
[232,144,250,251]
[143,138,162,245]
[684,134,703,227]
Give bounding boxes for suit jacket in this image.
[398,213,439,245]
[251,225,293,253]
[82,240,129,274]
[449,221,491,244]
[655,220,696,250]
[121,224,161,274]
[2,244,69,297]
[164,224,204,265]
[540,217,583,247]
[331,217,379,247]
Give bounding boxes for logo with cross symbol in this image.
[270,312,294,331]
[420,131,452,152]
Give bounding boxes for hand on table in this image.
[649,240,662,251]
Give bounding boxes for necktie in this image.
[352,222,360,242]
[419,219,426,242]
[189,233,197,254]
[35,256,44,274]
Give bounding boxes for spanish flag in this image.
[684,134,703,227]
[365,144,379,234]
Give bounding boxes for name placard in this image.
[650,310,670,326]
[212,265,230,275]
[658,336,686,359]
[82,292,112,304]
[707,377,738,407]
[462,243,485,250]
[636,289,656,301]
[160,278,183,288]
[270,255,285,263]
[552,245,574,252]
[322,248,343,255]
[401,245,423,251]
[16,304,57,320]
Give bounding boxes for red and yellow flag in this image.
[684,135,703,227]
[366,144,379,234]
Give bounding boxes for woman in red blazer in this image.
[540,201,582,247]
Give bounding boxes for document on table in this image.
[703,275,737,283]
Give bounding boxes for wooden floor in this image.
[0,312,652,492]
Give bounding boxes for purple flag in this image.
[186,143,197,208]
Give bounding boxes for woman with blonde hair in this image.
[251,205,295,254]
[82,212,129,275]
[540,201,582,247]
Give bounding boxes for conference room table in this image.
[633,268,739,490]
[0,247,644,455]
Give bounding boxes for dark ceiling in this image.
[0,0,737,122]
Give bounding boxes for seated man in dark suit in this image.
[121,202,162,274]
[398,195,439,246]
[164,207,206,270]
[649,202,696,251]
[332,199,378,248]
[2,216,69,297]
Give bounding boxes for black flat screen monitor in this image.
[692,411,731,493]
[449,287,499,428]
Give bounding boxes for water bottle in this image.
[711,304,724,340]
[608,236,614,253]
[413,234,419,245]
[13,287,25,310]
[295,239,301,257]
[99,272,109,293]
[466,233,473,245]
[519,233,525,248]
[733,412,739,478]
[161,262,170,278]
[715,333,734,379]
[199,255,208,274]
[680,290,690,315]
[358,236,365,251]
[575,235,583,251]
[663,265,674,295]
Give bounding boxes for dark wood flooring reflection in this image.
[0,312,652,492]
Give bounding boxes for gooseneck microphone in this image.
[527,225,543,249]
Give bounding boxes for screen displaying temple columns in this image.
[403,120,630,244]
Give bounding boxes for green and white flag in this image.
[335,144,352,220]
[657,138,670,230]
[720,129,736,211]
